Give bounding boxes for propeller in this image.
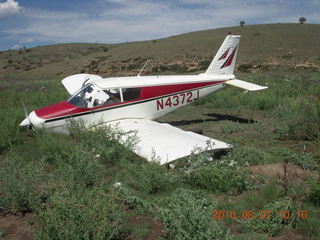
[20,99,33,130]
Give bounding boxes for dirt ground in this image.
[269,228,305,240]
[0,213,34,240]
[248,163,315,185]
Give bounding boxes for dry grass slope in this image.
[0,23,319,81]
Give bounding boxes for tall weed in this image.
[245,197,300,236]
[0,151,44,213]
[158,189,233,240]
[36,187,127,240]
[125,161,172,194]
[70,123,137,165]
[0,107,20,152]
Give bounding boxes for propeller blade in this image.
[20,99,29,119]
[20,99,33,129]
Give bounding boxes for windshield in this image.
[67,84,121,108]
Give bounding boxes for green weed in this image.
[269,147,318,170]
[244,197,300,236]
[124,162,173,194]
[57,151,102,189]
[309,175,320,206]
[296,204,320,239]
[186,160,248,194]
[34,131,74,165]
[158,189,232,240]
[132,222,151,239]
[70,123,137,165]
[0,151,44,213]
[0,106,20,152]
[36,186,127,240]
[115,185,151,210]
[222,145,276,166]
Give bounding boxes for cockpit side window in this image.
[122,88,141,101]
[101,88,121,106]
[68,84,95,108]
[68,85,140,108]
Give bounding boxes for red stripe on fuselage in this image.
[141,81,224,99]
[36,80,224,120]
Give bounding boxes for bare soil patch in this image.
[269,228,305,240]
[0,213,34,240]
[126,215,165,240]
[248,163,314,185]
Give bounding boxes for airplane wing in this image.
[225,79,268,91]
[61,74,103,95]
[106,119,231,165]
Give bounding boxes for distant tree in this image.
[299,17,306,24]
[240,20,245,27]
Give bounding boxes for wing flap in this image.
[107,119,231,165]
[225,79,268,91]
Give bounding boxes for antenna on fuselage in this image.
[137,59,151,77]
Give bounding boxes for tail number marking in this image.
[157,90,199,111]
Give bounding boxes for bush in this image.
[0,152,44,213]
[70,124,137,165]
[125,162,172,194]
[238,63,253,72]
[115,185,151,209]
[277,96,320,141]
[35,131,73,165]
[0,107,20,152]
[57,151,102,189]
[245,197,299,236]
[309,176,320,206]
[222,145,276,166]
[158,189,232,240]
[186,160,247,194]
[269,148,317,170]
[36,187,127,240]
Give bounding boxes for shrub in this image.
[0,152,44,213]
[186,160,247,194]
[125,162,172,194]
[36,187,127,240]
[277,96,320,141]
[115,185,151,209]
[35,131,73,165]
[238,63,253,72]
[0,107,20,152]
[57,151,102,189]
[157,189,232,240]
[309,176,320,206]
[245,197,299,236]
[70,124,137,165]
[269,148,317,170]
[222,145,276,166]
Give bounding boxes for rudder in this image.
[204,35,240,75]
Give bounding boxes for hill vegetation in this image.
[0,23,320,81]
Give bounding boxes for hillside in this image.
[0,23,320,81]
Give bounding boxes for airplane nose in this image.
[20,117,31,127]
[20,111,45,128]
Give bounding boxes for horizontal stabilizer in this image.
[107,119,231,165]
[225,79,268,91]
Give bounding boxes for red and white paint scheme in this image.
[20,35,267,164]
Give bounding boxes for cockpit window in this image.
[122,88,141,101]
[67,84,122,108]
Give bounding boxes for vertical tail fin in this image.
[204,35,240,75]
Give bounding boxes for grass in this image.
[0,70,319,239]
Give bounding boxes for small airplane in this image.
[20,34,267,164]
